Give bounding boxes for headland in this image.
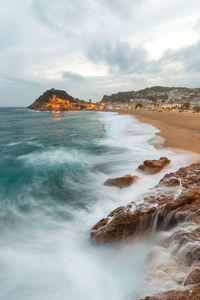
[27,88,95,112]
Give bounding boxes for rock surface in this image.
[104,175,138,188]
[90,163,200,243]
[141,286,200,300]
[184,267,200,286]
[138,157,170,174]
[91,162,200,298]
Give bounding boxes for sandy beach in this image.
[122,110,200,154]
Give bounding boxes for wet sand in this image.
[123,110,200,154]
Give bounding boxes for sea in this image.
[0,108,196,300]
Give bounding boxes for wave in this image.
[18,147,88,166]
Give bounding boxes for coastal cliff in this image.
[28,88,90,111]
[90,161,200,299]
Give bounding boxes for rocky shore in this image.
[90,159,200,299]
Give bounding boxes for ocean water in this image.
[0,108,196,300]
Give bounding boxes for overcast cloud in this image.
[0,0,200,106]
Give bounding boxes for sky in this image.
[0,0,200,106]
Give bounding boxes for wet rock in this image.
[90,163,200,243]
[104,175,138,188]
[161,226,200,269]
[138,157,170,174]
[159,163,200,188]
[141,286,200,300]
[91,162,200,298]
[90,187,200,242]
[184,267,200,285]
[177,227,200,267]
[90,204,158,242]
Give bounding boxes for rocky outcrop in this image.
[90,163,200,243]
[104,175,138,188]
[142,286,200,300]
[91,162,200,298]
[138,157,170,174]
[90,204,157,242]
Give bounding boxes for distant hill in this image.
[101,86,200,103]
[28,88,88,111]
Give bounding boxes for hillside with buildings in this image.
[101,86,200,110]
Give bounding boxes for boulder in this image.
[104,175,138,188]
[138,157,170,174]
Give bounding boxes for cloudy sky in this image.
[1,0,200,106]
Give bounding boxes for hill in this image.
[101,86,200,103]
[28,88,89,111]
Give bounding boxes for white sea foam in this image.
[8,140,42,147]
[18,148,88,166]
[8,142,22,146]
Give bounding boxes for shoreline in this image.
[90,112,200,299]
[117,110,200,156]
[30,107,200,158]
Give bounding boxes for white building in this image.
[190,100,200,107]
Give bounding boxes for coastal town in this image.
[28,86,200,113]
[98,86,200,112]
